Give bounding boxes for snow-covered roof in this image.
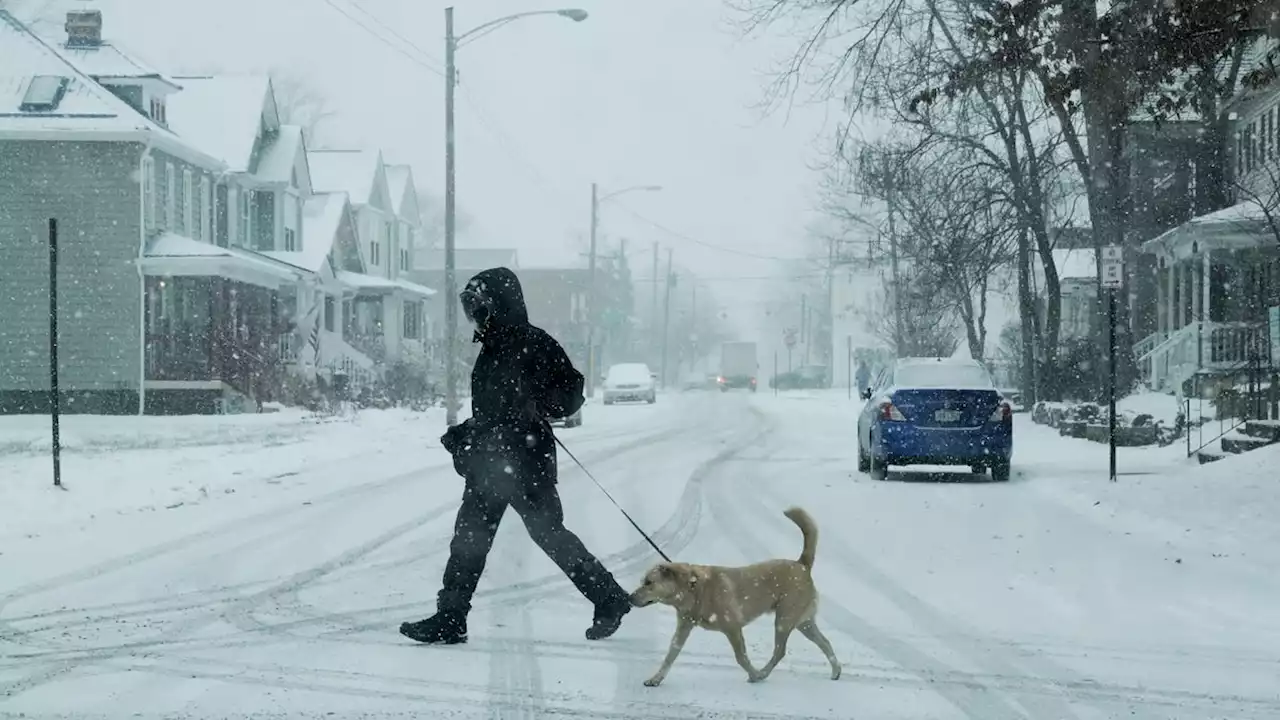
[264,192,348,273]
[141,233,305,289]
[308,149,381,205]
[1052,247,1096,281]
[0,12,191,155]
[384,164,412,215]
[58,40,179,89]
[255,125,304,185]
[166,75,274,173]
[1141,199,1274,260]
[336,270,436,298]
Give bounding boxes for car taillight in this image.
[989,402,1012,422]
[717,376,725,383]
[750,377,756,385]
[879,401,906,421]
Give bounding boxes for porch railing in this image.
[1140,322,1200,392]
[1139,320,1273,393]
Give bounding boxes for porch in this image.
[139,234,307,412]
[1137,202,1280,394]
[335,271,435,366]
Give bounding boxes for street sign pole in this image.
[1101,244,1123,483]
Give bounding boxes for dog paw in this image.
[830,666,842,681]
[643,677,663,687]
[747,673,766,683]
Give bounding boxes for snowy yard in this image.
[2,391,1278,718]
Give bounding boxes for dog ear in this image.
[657,563,678,580]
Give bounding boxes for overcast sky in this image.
[16,0,851,342]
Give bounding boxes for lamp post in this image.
[586,183,662,397]
[443,6,588,426]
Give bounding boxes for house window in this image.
[141,156,155,230]
[369,240,381,266]
[252,190,274,250]
[178,168,192,234]
[214,183,229,247]
[403,300,422,339]
[324,295,336,332]
[164,162,176,228]
[399,247,410,271]
[238,188,251,247]
[283,192,299,251]
[150,97,166,124]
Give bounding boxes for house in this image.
[0,9,305,414]
[308,149,435,367]
[1040,247,1098,343]
[1138,39,1280,396]
[0,8,433,414]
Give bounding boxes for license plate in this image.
[934,409,962,423]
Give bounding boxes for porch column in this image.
[1156,262,1167,338]
[1167,259,1178,331]
[1191,255,1203,321]
[1179,261,1192,328]
[1202,251,1213,324]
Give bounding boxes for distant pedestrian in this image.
[399,267,632,646]
[855,360,871,395]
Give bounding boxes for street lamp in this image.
[586,183,662,398]
[442,6,589,427]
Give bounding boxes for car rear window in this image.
[894,363,994,389]
[607,364,651,383]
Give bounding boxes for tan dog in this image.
[628,506,842,686]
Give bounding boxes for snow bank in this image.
[0,408,448,543]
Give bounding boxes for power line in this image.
[318,0,444,77]
[317,0,822,266]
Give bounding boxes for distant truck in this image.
[718,341,759,392]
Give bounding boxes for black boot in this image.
[399,611,467,645]
[585,598,630,640]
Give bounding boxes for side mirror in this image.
[860,388,873,400]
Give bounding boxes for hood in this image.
[465,267,529,337]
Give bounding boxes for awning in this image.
[139,233,306,289]
[1141,200,1273,261]
[336,270,436,299]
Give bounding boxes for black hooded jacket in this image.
[449,267,584,487]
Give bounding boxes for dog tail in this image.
[783,506,818,569]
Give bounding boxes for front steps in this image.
[1196,420,1280,464]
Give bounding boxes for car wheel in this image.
[970,464,986,475]
[857,441,870,473]
[990,459,1011,482]
[647,393,656,404]
[603,398,614,406]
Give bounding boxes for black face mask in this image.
[460,289,493,328]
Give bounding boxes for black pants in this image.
[437,479,628,615]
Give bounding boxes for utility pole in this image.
[443,6,460,426]
[884,154,904,358]
[586,182,599,397]
[826,237,836,382]
[651,240,659,367]
[661,247,674,389]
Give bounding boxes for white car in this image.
[603,363,657,405]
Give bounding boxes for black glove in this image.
[440,419,473,456]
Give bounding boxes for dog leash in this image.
[551,430,674,563]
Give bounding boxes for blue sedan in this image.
[856,357,1013,481]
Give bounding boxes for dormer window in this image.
[150,97,166,124]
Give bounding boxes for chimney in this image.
[65,10,103,48]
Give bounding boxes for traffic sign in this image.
[1101,244,1123,289]
[784,328,798,348]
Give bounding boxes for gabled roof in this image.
[384,164,411,213]
[166,75,279,173]
[308,148,386,207]
[59,40,180,90]
[0,10,220,167]
[264,192,349,272]
[255,124,307,186]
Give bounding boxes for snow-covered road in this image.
[2,392,1278,719]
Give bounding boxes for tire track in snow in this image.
[701,408,1028,720]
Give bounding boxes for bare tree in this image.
[270,71,338,146]
[414,189,472,250]
[863,271,962,357]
